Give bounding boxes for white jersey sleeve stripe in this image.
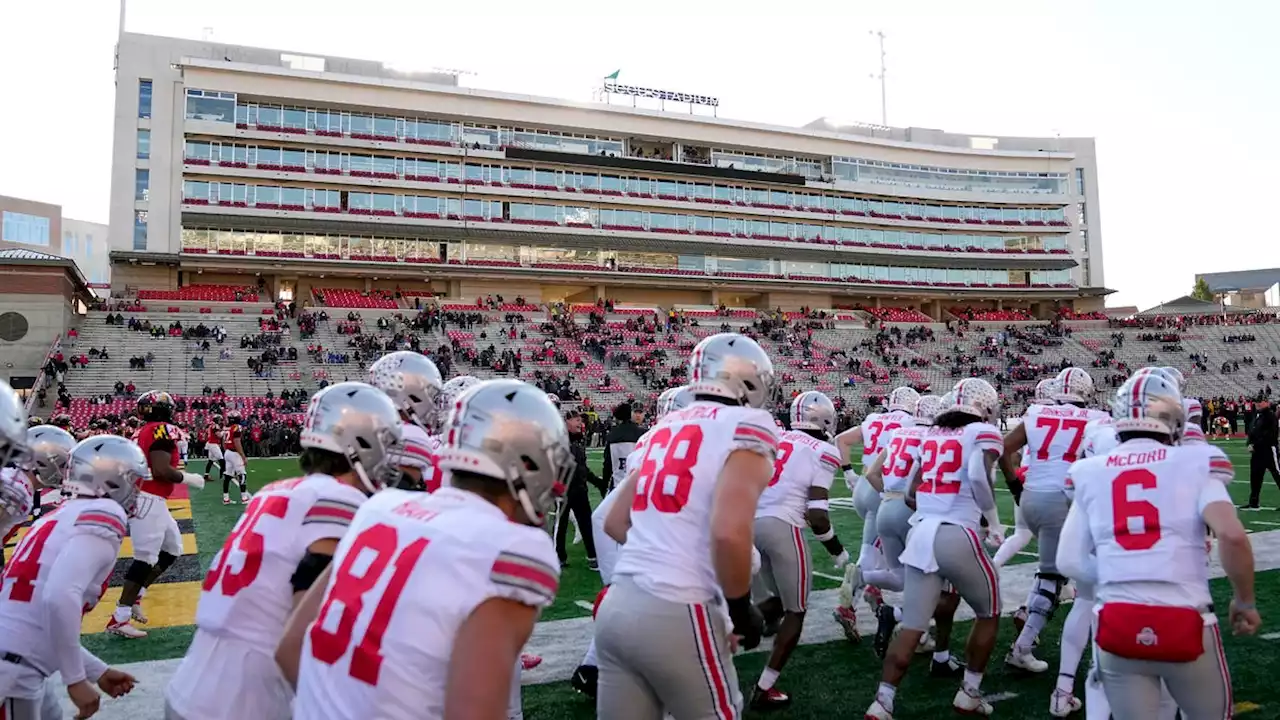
[490,551,559,605]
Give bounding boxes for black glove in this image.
[727,594,764,651]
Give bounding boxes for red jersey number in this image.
[917,439,963,495]
[864,421,901,456]
[1035,416,1090,463]
[1,521,58,602]
[1111,469,1161,551]
[202,495,290,596]
[309,523,429,686]
[631,425,703,514]
[769,441,795,487]
[885,435,922,479]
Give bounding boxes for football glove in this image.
[181,472,206,490]
[727,594,764,651]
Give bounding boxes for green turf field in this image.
[81,440,1280,719]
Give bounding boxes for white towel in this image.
[900,516,944,573]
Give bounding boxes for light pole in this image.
[870,30,887,126]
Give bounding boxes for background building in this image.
[0,194,61,255]
[62,217,111,288]
[107,30,1105,316]
[1198,268,1280,310]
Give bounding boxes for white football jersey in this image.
[756,430,841,527]
[1082,419,1119,459]
[395,422,434,473]
[879,425,930,494]
[613,401,779,604]
[913,422,1004,528]
[859,410,915,471]
[1022,404,1110,492]
[195,474,367,648]
[1066,440,1232,608]
[293,488,559,720]
[0,467,35,544]
[0,498,125,676]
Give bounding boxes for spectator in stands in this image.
[114,380,125,395]
[125,381,135,396]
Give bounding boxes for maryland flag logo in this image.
[153,424,170,441]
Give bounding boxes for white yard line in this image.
[1261,631,1280,640]
[812,571,844,582]
[574,600,595,611]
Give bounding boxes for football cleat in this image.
[1005,650,1050,673]
[520,653,542,671]
[913,630,936,655]
[832,606,860,643]
[131,603,149,624]
[930,656,965,678]
[105,618,147,639]
[222,494,231,505]
[570,664,598,699]
[862,584,884,611]
[953,686,994,716]
[750,686,792,710]
[240,491,251,503]
[863,699,894,720]
[1049,689,1082,717]
[873,604,897,659]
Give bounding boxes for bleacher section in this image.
[42,293,1280,430]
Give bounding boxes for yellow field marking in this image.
[5,532,197,562]
[1234,702,1261,715]
[119,533,198,559]
[82,580,204,633]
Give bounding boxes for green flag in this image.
[604,69,620,81]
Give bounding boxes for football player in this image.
[0,435,144,719]
[284,379,570,720]
[1058,371,1257,720]
[203,416,225,483]
[368,351,444,492]
[108,390,206,639]
[429,376,481,492]
[865,379,1006,719]
[0,382,32,560]
[222,411,250,505]
[596,333,777,719]
[1159,366,1206,445]
[4,426,77,552]
[832,386,919,620]
[992,378,1059,569]
[749,391,848,709]
[998,367,1109,673]
[858,394,962,672]
[571,384,695,700]
[165,382,402,720]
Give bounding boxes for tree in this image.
[1191,277,1214,302]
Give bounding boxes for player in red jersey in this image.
[222,411,250,505]
[107,390,206,639]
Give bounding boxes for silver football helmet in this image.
[1112,373,1185,440]
[437,376,482,430]
[688,333,775,409]
[656,385,696,416]
[368,351,444,431]
[0,379,27,468]
[1054,367,1095,404]
[25,425,76,489]
[1159,366,1186,393]
[886,386,921,414]
[790,391,837,438]
[301,382,404,494]
[945,378,1000,423]
[1033,378,1058,405]
[435,379,574,527]
[915,395,944,426]
[65,435,149,516]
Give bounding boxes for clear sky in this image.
[1,0,1275,309]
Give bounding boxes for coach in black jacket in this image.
[556,410,605,568]
[602,402,647,491]
[1245,399,1280,509]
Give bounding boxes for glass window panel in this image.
[373,117,397,137]
[138,80,152,119]
[257,147,282,166]
[372,194,395,211]
[350,115,373,134]
[135,170,150,201]
[283,149,305,168]
[601,175,624,193]
[282,187,305,206]
[256,106,282,126]
[534,205,557,222]
[373,156,396,175]
[535,170,558,187]
[137,129,151,159]
[186,92,235,122]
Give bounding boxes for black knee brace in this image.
[1030,572,1066,620]
[124,560,153,584]
[154,550,178,574]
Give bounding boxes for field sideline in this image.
[19,440,1280,718]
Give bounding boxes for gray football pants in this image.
[853,477,882,548]
[595,576,742,720]
[1099,623,1232,720]
[861,497,913,592]
[1020,488,1071,575]
[1,683,61,720]
[752,516,812,613]
[901,523,1001,631]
